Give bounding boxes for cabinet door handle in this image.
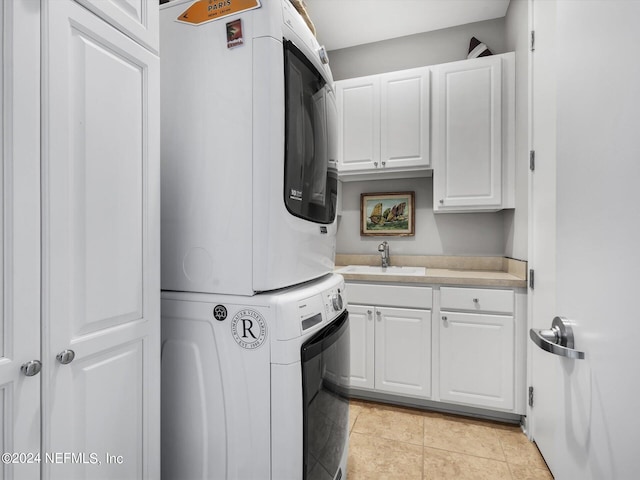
[56,349,76,365]
[473,298,479,303]
[442,316,448,321]
[439,199,444,204]
[374,161,378,167]
[381,161,386,167]
[375,310,382,321]
[21,360,42,377]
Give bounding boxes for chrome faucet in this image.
[378,241,390,268]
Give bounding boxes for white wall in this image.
[330,18,514,257]
[337,178,506,256]
[330,18,507,81]
[503,0,529,260]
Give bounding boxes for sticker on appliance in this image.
[226,19,244,48]
[290,188,303,201]
[231,309,267,350]
[177,0,261,26]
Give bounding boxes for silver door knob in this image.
[530,316,585,360]
[56,349,76,365]
[21,360,42,377]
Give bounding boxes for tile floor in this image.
[347,399,553,480]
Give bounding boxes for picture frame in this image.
[360,192,415,236]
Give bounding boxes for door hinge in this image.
[529,386,534,407]
[529,269,535,289]
[530,30,535,52]
[529,150,535,171]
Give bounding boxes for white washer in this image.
[161,273,349,480]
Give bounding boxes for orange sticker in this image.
[177,0,261,26]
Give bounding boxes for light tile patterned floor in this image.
[347,399,553,480]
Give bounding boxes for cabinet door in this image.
[347,305,375,390]
[336,76,380,172]
[432,56,502,210]
[0,2,41,478]
[43,1,160,478]
[380,68,430,169]
[73,0,159,53]
[375,307,431,398]
[439,312,514,410]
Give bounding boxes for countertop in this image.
[335,254,527,288]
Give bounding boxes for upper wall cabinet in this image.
[73,0,159,53]
[432,53,515,212]
[336,67,430,181]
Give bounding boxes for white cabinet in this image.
[438,287,515,411]
[336,75,380,172]
[375,306,431,398]
[336,67,430,179]
[346,284,432,399]
[432,53,515,212]
[348,304,375,389]
[0,1,160,478]
[0,2,42,478]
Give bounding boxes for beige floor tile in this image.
[348,432,423,480]
[498,429,549,470]
[423,414,505,461]
[509,463,554,480]
[349,404,364,433]
[423,447,512,480]
[352,403,424,446]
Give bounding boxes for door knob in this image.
[21,360,42,377]
[530,316,585,360]
[56,349,76,365]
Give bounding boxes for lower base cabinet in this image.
[349,304,431,398]
[439,311,514,410]
[346,282,526,416]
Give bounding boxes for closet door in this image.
[42,1,160,479]
[0,1,41,479]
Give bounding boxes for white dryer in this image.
[160,0,339,296]
[161,273,349,480]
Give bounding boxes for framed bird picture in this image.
[360,192,415,236]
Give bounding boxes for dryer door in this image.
[284,40,337,225]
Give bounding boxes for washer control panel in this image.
[323,285,345,319]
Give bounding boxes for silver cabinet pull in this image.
[473,298,479,303]
[56,349,76,365]
[530,316,585,360]
[442,316,448,321]
[21,360,42,377]
[374,161,379,167]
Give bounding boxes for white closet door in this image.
[0,1,41,479]
[42,1,160,479]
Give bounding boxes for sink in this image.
[336,265,426,276]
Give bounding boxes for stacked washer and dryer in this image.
[159,1,349,479]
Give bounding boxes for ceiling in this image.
[303,0,511,51]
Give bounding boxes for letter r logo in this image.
[241,319,258,339]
